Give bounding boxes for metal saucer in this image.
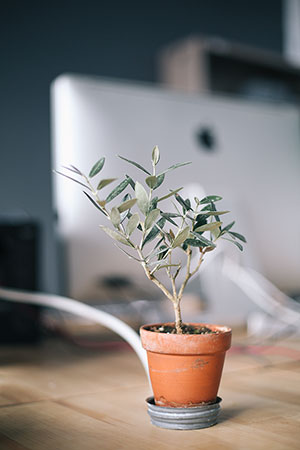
[146,396,222,430]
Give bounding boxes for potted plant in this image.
[58,146,246,429]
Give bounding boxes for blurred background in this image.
[1,0,300,343]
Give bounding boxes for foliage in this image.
[57,146,246,333]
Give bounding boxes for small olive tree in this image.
[57,146,246,334]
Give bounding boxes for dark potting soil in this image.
[146,324,218,335]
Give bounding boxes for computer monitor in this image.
[51,74,300,322]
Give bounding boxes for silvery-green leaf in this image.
[152,145,160,165]
[200,195,222,204]
[229,231,247,243]
[115,244,143,261]
[145,175,158,189]
[149,196,158,212]
[194,221,222,232]
[157,187,183,203]
[119,194,131,221]
[194,196,200,205]
[153,173,165,190]
[146,236,164,260]
[70,164,83,175]
[83,191,106,215]
[97,178,117,190]
[159,161,191,176]
[135,181,149,215]
[185,238,216,248]
[62,165,82,175]
[193,215,207,229]
[222,221,235,233]
[160,213,178,226]
[211,227,221,240]
[222,237,243,251]
[126,213,140,236]
[190,231,216,247]
[100,226,131,246]
[156,244,169,260]
[145,209,160,230]
[110,207,121,228]
[175,193,193,212]
[125,175,136,190]
[209,201,220,222]
[172,227,190,248]
[118,198,137,213]
[106,178,129,203]
[142,217,166,248]
[118,155,151,175]
[54,170,91,190]
[197,210,229,217]
[89,157,105,178]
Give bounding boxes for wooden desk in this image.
[0,335,299,449]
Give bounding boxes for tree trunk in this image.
[174,300,183,334]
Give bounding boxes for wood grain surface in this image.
[0,335,299,449]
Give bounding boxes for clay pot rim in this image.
[140,322,232,335]
[140,322,232,355]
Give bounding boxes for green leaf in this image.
[161,212,182,218]
[222,221,235,233]
[172,227,190,248]
[209,201,220,222]
[126,213,140,236]
[175,193,193,212]
[153,173,165,190]
[149,196,158,212]
[142,217,166,248]
[110,207,121,228]
[222,237,243,251]
[106,178,129,203]
[200,195,223,204]
[160,212,179,226]
[145,175,158,189]
[97,178,117,190]
[190,231,216,247]
[193,215,207,230]
[115,244,143,261]
[157,187,183,203]
[185,238,216,249]
[100,226,131,246]
[125,175,136,190]
[152,145,160,165]
[118,198,137,213]
[159,161,191,176]
[157,244,169,260]
[229,231,247,243]
[89,158,105,178]
[62,165,82,176]
[135,181,149,215]
[194,221,222,232]
[54,170,91,190]
[118,155,151,175]
[197,210,229,217]
[145,209,160,230]
[83,191,106,215]
[119,193,131,221]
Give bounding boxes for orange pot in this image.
[140,323,232,408]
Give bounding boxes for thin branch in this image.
[136,248,175,302]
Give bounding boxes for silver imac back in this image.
[51,74,300,323]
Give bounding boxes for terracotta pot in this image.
[140,323,232,408]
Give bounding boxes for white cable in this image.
[0,287,149,380]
